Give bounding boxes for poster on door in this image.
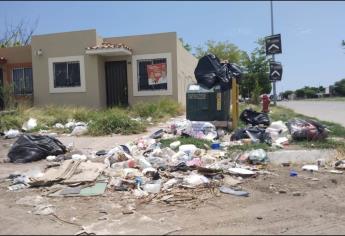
[147,63,167,85]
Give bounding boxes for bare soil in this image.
[1,135,345,235]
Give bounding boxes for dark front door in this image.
[105,61,128,107]
[0,68,4,110]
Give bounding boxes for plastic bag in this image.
[22,118,37,131]
[70,125,88,136]
[248,149,269,164]
[240,109,270,126]
[8,134,67,163]
[194,54,230,90]
[286,118,328,141]
[231,127,272,145]
[4,129,21,139]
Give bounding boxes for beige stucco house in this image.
[0,29,197,109]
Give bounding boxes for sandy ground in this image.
[279,101,345,127]
[1,131,345,234]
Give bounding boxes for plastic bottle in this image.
[137,158,152,169]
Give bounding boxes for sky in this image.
[1,1,345,93]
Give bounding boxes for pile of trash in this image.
[231,108,329,148]
[5,118,267,201]
[2,118,89,139]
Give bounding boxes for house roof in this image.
[86,42,132,52]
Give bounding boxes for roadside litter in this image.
[219,186,249,197]
[5,117,268,202]
[286,118,328,141]
[240,109,270,127]
[8,134,67,163]
[22,118,38,131]
[4,129,21,139]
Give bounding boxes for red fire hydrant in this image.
[261,94,270,113]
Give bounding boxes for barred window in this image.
[53,61,81,88]
[12,68,33,95]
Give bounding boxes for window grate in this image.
[137,58,167,91]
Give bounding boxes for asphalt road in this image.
[279,100,345,127]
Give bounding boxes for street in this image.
[279,101,345,127]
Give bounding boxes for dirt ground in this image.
[1,134,345,235]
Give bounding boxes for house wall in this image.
[31,29,105,108]
[4,30,197,109]
[0,46,32,84]
[104,32,178,106]
[176,39,197,107]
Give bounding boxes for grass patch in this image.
[0,113,24,131]
[160,136,212,149]
[88,108,145,135]
[0,99,182,136]
[228,143,273,152]
[293,139,345,151]
[131,98,183,120]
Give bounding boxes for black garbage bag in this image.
[8,134,67,163]
[194,54,231,91]
[286,118,328,141]
[231,127,272,145]
[240,108,270,126]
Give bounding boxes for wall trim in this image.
[132,52,172,96]
[48,55,86,93]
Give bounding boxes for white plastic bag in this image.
[22,118,37,131]
[4,129,21,139]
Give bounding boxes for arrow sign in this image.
[269,61,283,81]
[268,44,280,51]
[271,71,280,77]
[265,34,282,55]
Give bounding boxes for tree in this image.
[179,37,192,52]
[195,40,247,64]
[282,90,293,99]
[241,38,272,99]
[0,18,39,48]
[295,89,305,98]
[333,78,345,96]
[303,86,318,98]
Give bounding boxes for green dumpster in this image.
[186,84,230,122]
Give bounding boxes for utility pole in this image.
[270,0,277,106]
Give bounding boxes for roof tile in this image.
[86,42,132,52]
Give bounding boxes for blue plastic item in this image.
[211,143,220,150]
[135,176,143,186]
[290,170,298,177]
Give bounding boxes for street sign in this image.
[265,34,282,55]
[269,61,283,81]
